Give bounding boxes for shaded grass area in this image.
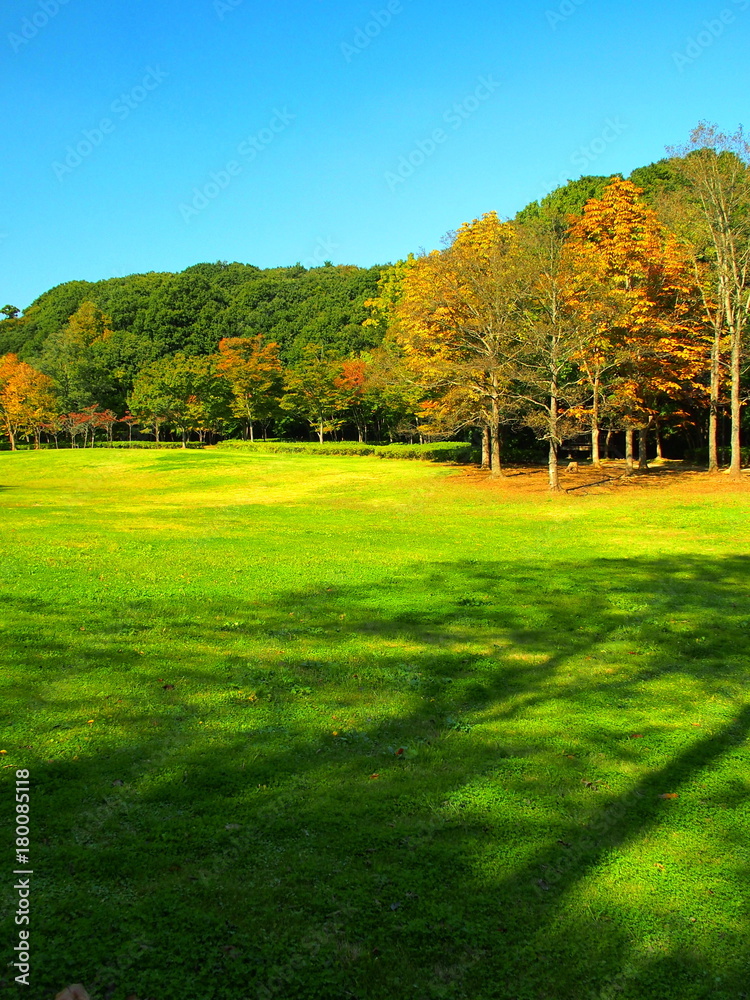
[0,450,748,1000]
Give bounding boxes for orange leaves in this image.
[0,353,58,449]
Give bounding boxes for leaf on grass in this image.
[162,683,175,690]
[630,734,643,739]
[581,780,598,789]
[395,748,405,756]
[654,863,665,870]
[369,773,380,780]
[659,793,679,800]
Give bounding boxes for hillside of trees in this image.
[2,124,749,489]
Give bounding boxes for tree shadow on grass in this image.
[1,554,749,999]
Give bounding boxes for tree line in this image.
[1,123,748,488]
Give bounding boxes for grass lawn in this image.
[0,449,748,1000]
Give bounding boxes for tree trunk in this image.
[490,394,502,477]
[729,327,742,480]
[708,323,721,473]
[638,427,649,471]
[549,384,561,492]
[591,374,601,466]
[318,419,324,444]
[605,430,613,460]
[249,422,255,443]
[155,422,160,444]
[8,428,16,451]
[481,425,490,470]
[625,429,634,473]
[655,423,663,460]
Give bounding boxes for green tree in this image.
[281,345,344,443]
[129,353,230,446]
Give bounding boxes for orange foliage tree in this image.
[216,336,283,441]
[565,179,708,470]
[391,213,529,475]
[0,354,58,450]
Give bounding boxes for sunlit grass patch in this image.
[0,449,748,999]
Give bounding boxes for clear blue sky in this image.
[2,0,749,309]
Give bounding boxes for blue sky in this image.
[2,0,749,309]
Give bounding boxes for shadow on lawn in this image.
[2,554,749,1000]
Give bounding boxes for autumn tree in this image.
[512,216,587,490]
[0,354,58,450]
[566,179,707,472]
[391,214,529,475]
[216,336,282,441]
[668,123,750,477]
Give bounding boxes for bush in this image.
[96,441,205,450]
[215,440,480,464]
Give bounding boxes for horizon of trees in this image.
[2,123,749,489]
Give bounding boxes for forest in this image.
[2,123,748,490]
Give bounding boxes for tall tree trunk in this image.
[8,428,16,451]
[548,439,559,491]
[481,425,490,470]
[655,422,663,460]
[318,419,324,444]
[591,374,601,467]
[638,427,649,471]
[549,383,561,492]
[490,392,502,477]
[625,429,634,473]
[708,324,721,473]
[182,428,187,449]
[729,328,742,480]
[155,422,160,444]
[605,430,613,460]
[249,422,255,443]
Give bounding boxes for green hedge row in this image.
[215,440,481,463]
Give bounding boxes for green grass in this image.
[0,449,748,1000]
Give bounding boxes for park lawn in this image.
[0,448,748,1000]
